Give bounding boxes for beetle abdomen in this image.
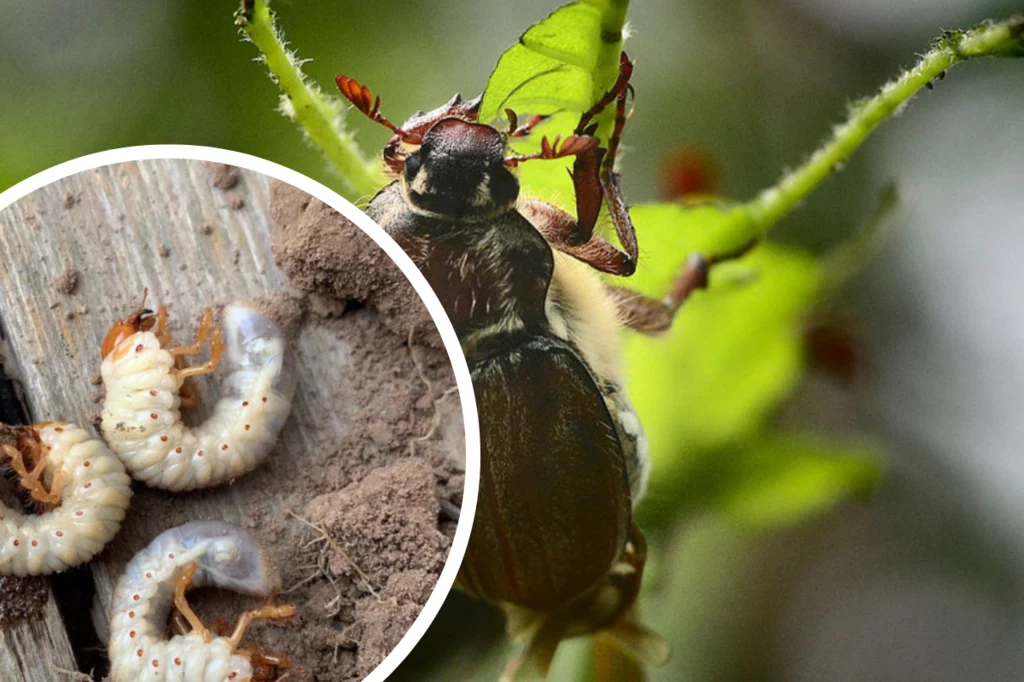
[460,336,631,611]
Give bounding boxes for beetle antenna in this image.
[336,75,423,144]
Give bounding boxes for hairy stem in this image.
[235,0,385,200]
[742,15,1023,234]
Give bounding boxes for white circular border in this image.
[0,144,480,682]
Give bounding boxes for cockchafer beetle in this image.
[338,53,753,676]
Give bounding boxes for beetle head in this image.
[383,93,482,173]
[402,118,519,220]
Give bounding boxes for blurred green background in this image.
[3,0,1024,680]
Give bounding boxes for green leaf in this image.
[622,203,825,490]
[621,202,762,297]
[712,433,883,529]
[480,0,628,123]
[481,0,629,207]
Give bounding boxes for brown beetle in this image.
[339,53,752,676]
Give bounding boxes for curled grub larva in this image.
[108,521,294,682]
[100,296,297,490]
[0,422,131,575]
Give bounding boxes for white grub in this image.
[108,521,293,682]
[0,422,131,575]
[100,302,296,491]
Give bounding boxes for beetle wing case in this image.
[458,336,631,611]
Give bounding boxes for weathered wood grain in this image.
[0,159,396,679]
[0,597,79,681]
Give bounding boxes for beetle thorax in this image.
[401,118,518,221]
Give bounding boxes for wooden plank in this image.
[0,597,79,682]
[0,159,460,680]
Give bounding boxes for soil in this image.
[0,576,48,626]
[269,182,437,346]
[53,267,79,295]
[207,163,241,191]
[258,183,464,679]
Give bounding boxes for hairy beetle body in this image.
[344,52,744,674]
[368,184,635,610]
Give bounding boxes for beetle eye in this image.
[405,153,422,177]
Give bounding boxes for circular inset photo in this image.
[0,149,478,682]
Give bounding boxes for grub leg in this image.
[234,643,293,682]
[2,442,61,506]
[154,305,173,346]
[166,309,213,357]
[173,563,211,643]
[176,325,224,380]
[228,604,296,650]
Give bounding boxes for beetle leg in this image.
[520,197,637,276]
[604,240,758,335]
[519,53,641,276]
[173,562,212,643]
[500,613,573,682]
[574,52,634,137]
[580,69,640,275]
[596,609,672,671]
[584,527,668,669]
[499,525,663,679]
[601,63,633,177]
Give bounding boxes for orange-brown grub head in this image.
[101,291,156,360]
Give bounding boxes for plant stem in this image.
[742,15,1024,234]
[235,0,385,200]
[589,0,631,140]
